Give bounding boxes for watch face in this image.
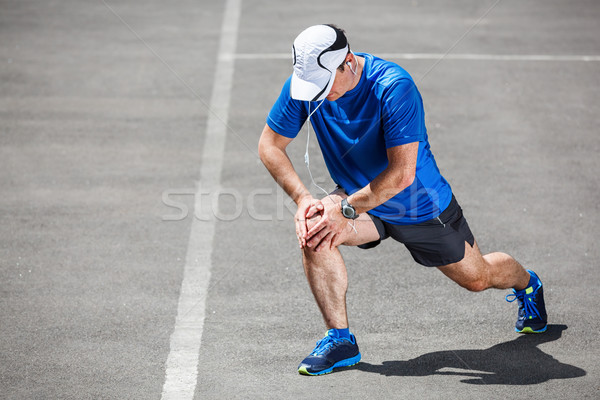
[342,205,355,218]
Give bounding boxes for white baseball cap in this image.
[291,25,349,102]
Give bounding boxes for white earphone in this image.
[345,51,358,75]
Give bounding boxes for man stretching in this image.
[258,24,548,376]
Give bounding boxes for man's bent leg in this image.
[302,246,349,329]
[301,190,381,328]
[297,193,380,375]
[437,241,530,292]
[299,245,361,375]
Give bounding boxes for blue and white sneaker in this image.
[298,329,361,375]
[506,269,548,333]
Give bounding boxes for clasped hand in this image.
[295,195,348,251]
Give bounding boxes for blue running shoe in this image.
[506,270,548,333]
[298,329,361,375]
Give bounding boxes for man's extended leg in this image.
[438,241,547,333]
[437,241,530,292]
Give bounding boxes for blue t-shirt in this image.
[267,53,452,225]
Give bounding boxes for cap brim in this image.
[290,69,337,102]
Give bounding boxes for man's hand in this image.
[305,196,348,252]
[295,196,324,249]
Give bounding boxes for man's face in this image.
[325,59,355,101]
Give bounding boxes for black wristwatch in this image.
[341,198,358,220]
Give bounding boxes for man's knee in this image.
[459,277,489,292]
[301,243,340,264]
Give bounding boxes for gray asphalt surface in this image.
[1,0,599,399]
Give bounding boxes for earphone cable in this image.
[305,99,358,235]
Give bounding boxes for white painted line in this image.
[235,52,600,62]
[377,53,600,61]
[160,0,241,399]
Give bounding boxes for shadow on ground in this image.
[356,325,585,385]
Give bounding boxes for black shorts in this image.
[358,195,475,267]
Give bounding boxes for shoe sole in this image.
[298,353,362,376]
[516,325,547,334]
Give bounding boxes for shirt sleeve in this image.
[266,76,308,138]
[381,78,427,148]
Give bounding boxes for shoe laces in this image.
[506,286,542,320]
[310,335,346,356]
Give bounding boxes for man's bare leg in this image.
[438,240,547,333]
[296,192,381,374]
[300,190,381,329]
[437,241,530,291]
[302,246,349,329]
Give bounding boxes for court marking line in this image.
[160,0,241,399]
[235,53,600,62]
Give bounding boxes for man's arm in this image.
[305,142,418,250]
[258,123,321,248]
[347,141,418,214]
